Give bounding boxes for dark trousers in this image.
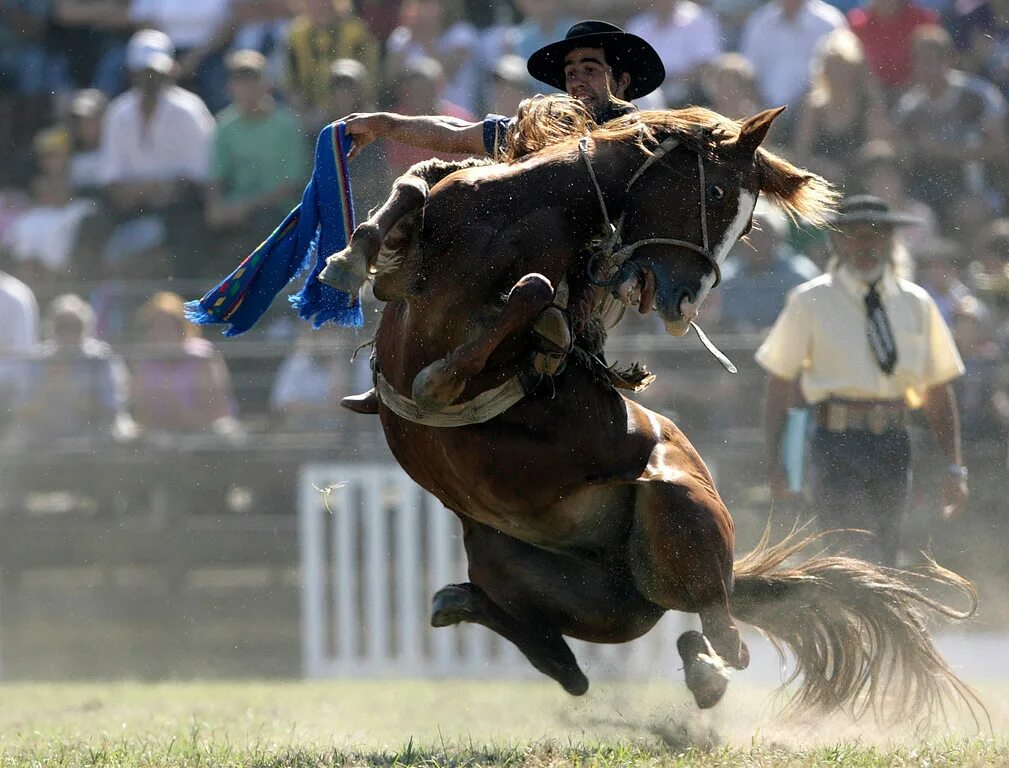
[809,426,911,567]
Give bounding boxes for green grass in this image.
[0,680,1005,766]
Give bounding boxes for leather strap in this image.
[376,373,526,428]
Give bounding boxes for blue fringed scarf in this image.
[185,121,362,336]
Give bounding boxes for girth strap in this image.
[376,373,527,427]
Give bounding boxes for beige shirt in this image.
[755,267,965,406]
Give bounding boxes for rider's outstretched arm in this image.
[343,112,487,160]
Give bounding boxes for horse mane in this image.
[507,97,838,227]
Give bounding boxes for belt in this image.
[816,400,908,435]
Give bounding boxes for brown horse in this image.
[351,105,980,720]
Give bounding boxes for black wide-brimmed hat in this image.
[828,195,923,228]
[527,20,665,101]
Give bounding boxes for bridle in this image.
[578,134,738,374]
[578,135,722,290]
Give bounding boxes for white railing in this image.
[298,463,690,681]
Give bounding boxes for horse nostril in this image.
[673,287,696,318]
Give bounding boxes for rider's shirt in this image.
[481,102,637,157]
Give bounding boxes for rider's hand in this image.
[939,474,968,521]
[343,113,388,160]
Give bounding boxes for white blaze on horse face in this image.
[690,190,758,310]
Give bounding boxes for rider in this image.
[336,20,666,413]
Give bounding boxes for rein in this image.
[578,136,722,289]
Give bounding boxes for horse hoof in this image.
[431,584,476,627]
[684,654,730,709]
[559,668,589,696]
[318,250,367,294]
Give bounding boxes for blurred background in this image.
[0,0,1007,682]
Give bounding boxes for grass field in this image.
[0,679,1006,767]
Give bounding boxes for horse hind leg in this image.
[431,582,589,696]
[412,273,557,409]
[629,480,748,709]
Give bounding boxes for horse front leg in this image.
[412,273,558,409]
[319,175,429,294]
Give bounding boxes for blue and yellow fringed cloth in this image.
[185,121,362,336]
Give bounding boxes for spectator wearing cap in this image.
[90,29,215,279]
[758,195,968,566]
[740,0,846,115]
[2,127,97,285]
[206,49,308,270]
[627,0,723,106]
[894,25,1008,221]
[67,89,109,194]
[714,205,820,333]
[128,0,234,112]
[285,0,380,125]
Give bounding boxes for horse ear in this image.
[735,106,787,156]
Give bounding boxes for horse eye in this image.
[709,185,725,201]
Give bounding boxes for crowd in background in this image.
[0,0,1008,451]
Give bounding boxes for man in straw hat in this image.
[757,194,968,566]
[331,20,665,413]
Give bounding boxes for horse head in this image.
[608,107,837,336]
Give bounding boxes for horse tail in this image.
[729,524,987,725]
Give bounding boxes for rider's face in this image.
[563,47,629,114]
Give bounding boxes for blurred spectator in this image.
[968,218,1009,320]
[502,0,573,62]
[714,206,820,332]
[848,0,939,95]
[740,0,847,114]
[914,237,980,321]
[50,0,133,93]
[87,29,215,279]
[627,0,722,106]
[2,128,97,285]
[359,0,404,43]
[385,57,474,176]
[0,2,69,97]
[205,50,308,269]
[129,0,234,112]
[10,294,132,443]
[949,0,1009,99]
[270,325,345,431]
[950,299,1006,441]
[286,0,380,127]
[488,54,535,116]
[894,25,1008,221]
[0,270,38,434]
[386,0,481,113]
[793,29,891,183]
[229,0,297,79]
[700,53,761,118]
[67,88,109,194]
[851,141,937,255]
[327,59,391,214]
[131,292,239,435]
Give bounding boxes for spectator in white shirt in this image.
[627,0,723,106]
[0,270,38,434]
[89,29,215,279]
[740,0,847,112]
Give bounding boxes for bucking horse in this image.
[320,98,982,722]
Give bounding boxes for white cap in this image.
[126,29,175,74]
